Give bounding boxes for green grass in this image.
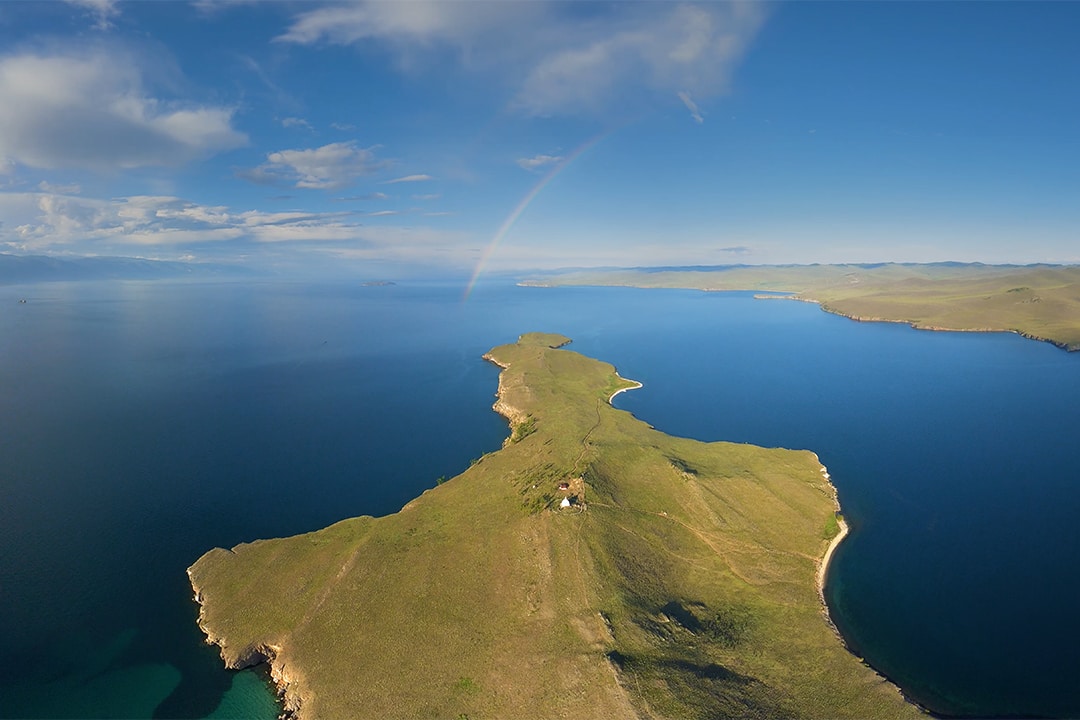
[823,512,840,539]
[527,263,1080,350]
[189,334,924,719]
[510,414,537,442]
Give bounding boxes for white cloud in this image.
[514,4,765,116]
[64,0,119,28]
[678,90,704,124]
[282,117,314,131]
[242,142,383,190]
[244,221,361,244]
[313,225,473,263]
[1,185,483,267]
[65,0,117,12]
[0,50,246,171]
[0,191,113,250]
[383,174,433,184]
[0,190,367,250]
[278,1,535,50]
[280,1,767,118]
[333,192,390,202]
[517,154,562,171]
[192,0,261,15]
[411,193,440,200]
[38,181,82,195]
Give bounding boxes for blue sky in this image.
[0,1,1077,277]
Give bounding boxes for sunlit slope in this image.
[526,264,1080,350]
[188,333,921,719]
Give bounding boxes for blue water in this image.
[0,280,1077,717]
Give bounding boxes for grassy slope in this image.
[188,333,922,720]
[526,264,1080,350]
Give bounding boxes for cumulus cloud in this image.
[0,50,246,171]
[517,154,562,171]
[1,190,365,250]
[1,188,475,267]
[241,142,383,189]
[383,174,433,184]
[280,1,767,118]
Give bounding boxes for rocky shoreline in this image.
[185,334,926,719]
[187,569,303,719]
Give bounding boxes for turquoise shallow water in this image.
[0,279,1078,717]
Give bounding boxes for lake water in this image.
[1,280,1077,718]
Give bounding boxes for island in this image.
[188,333,923,719]
[522,263,1080,351]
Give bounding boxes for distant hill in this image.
[0,253,255,285]
[524,262,1080,351]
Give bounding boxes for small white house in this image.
[560,496,572,508]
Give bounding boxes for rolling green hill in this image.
[524,264,1080,351]
[188,334,922,719]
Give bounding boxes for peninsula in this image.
[522,263,1080,351]
[188,333,922,719]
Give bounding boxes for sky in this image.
[0,0,1077,278]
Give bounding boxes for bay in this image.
[0,280,1077,717]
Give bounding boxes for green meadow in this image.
[189,334,921,719]
[525,264,1080,350]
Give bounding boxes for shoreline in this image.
[811,477,929,716]
[608,376,643,403]
[815,463,849,621]
[817,514,849,601]
[187,568,301,718]
[186,335,925,719]
[799,297,1078,352]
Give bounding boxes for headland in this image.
[188,333,923,719]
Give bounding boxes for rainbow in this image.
[462,132,609,300]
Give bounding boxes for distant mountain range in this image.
[522,261,1066,276]
[0,253,255,285]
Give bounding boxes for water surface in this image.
[1,280,1077,717]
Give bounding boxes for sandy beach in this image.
[609,377,643,403]
[817,515,850,599]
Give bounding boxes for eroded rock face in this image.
[190,569,305,717]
